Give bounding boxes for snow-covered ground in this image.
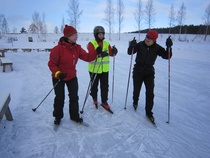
[0,33,210,158]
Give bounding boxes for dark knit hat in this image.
[63,25,77,37]
[146,30,158,42]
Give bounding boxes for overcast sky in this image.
[0,0,209,33]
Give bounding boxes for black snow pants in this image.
[132,67,155,116]
[52,77,80,120]
[89,72,109,103]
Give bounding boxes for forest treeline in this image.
[132,25,210,34]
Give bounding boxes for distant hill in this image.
[131,25,210,34]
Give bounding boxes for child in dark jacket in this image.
[127,30,173,122]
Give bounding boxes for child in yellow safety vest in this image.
[87,26,118,111]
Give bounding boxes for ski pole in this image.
[124,43,135,109]
[166,47,171,123]
[80,58,102,114]
[80,72,97,114]
[111,54,116,103]
[166,36,172,124]
[32,80,60,112]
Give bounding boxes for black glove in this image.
[166,48,172,58]
[58,73,67,80]
[166,36,173,48]
[96,46,108,58]
[100,51,108,58]
[112,45,118,55]
[129,37,137,48]
[96,46,102,55]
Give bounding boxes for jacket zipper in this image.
[73,54,75,65]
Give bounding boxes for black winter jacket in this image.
[127,41,172,70]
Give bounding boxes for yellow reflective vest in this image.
[88,40,110,74]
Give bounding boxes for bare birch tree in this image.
[67,0,83,30]
[54,26,59,34]
[104,0,114,40]
[176,2,186,40]
[29,11,41,34]
[60,16,65,33]
[41,12,47,35]
[134,0,144,40]
[1,17,9,34]
[204,3,210,41]
[28,23,38,34]
[12,27,17,34]
[28,11,47,37]
[168,4,176,34]
[0,14,3,37]
[116,0,125,40]
[144,0,155,30]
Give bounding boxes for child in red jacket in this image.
[48,25,100,125]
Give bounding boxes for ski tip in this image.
[81,122,90,127]
[146,116,156,126]
[149,119,156,126]
[94,104,98,109]
[106,109,114,114]
[133,105,138,111]
[100,104,114,114]
[151,120,156,126]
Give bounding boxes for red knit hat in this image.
[146,30,158,42]
[63,25,77,37]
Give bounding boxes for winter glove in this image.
[58,73,67,80]
[100,51,108,58]
[96,46,108,58]
[166,48,172,58]
[129,37,137,48]
[96,46,102,55]
[112,45,118,55]
[166,36,173,48]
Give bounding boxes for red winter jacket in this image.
[48,40,97,81]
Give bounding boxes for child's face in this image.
[144,36,154,46]
[97,33,104,40]
[68,33,78,43]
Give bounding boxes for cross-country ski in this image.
[101,104,114,114]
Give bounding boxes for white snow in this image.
[0,33,210,158]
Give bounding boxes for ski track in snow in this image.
[0,33,210,158]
